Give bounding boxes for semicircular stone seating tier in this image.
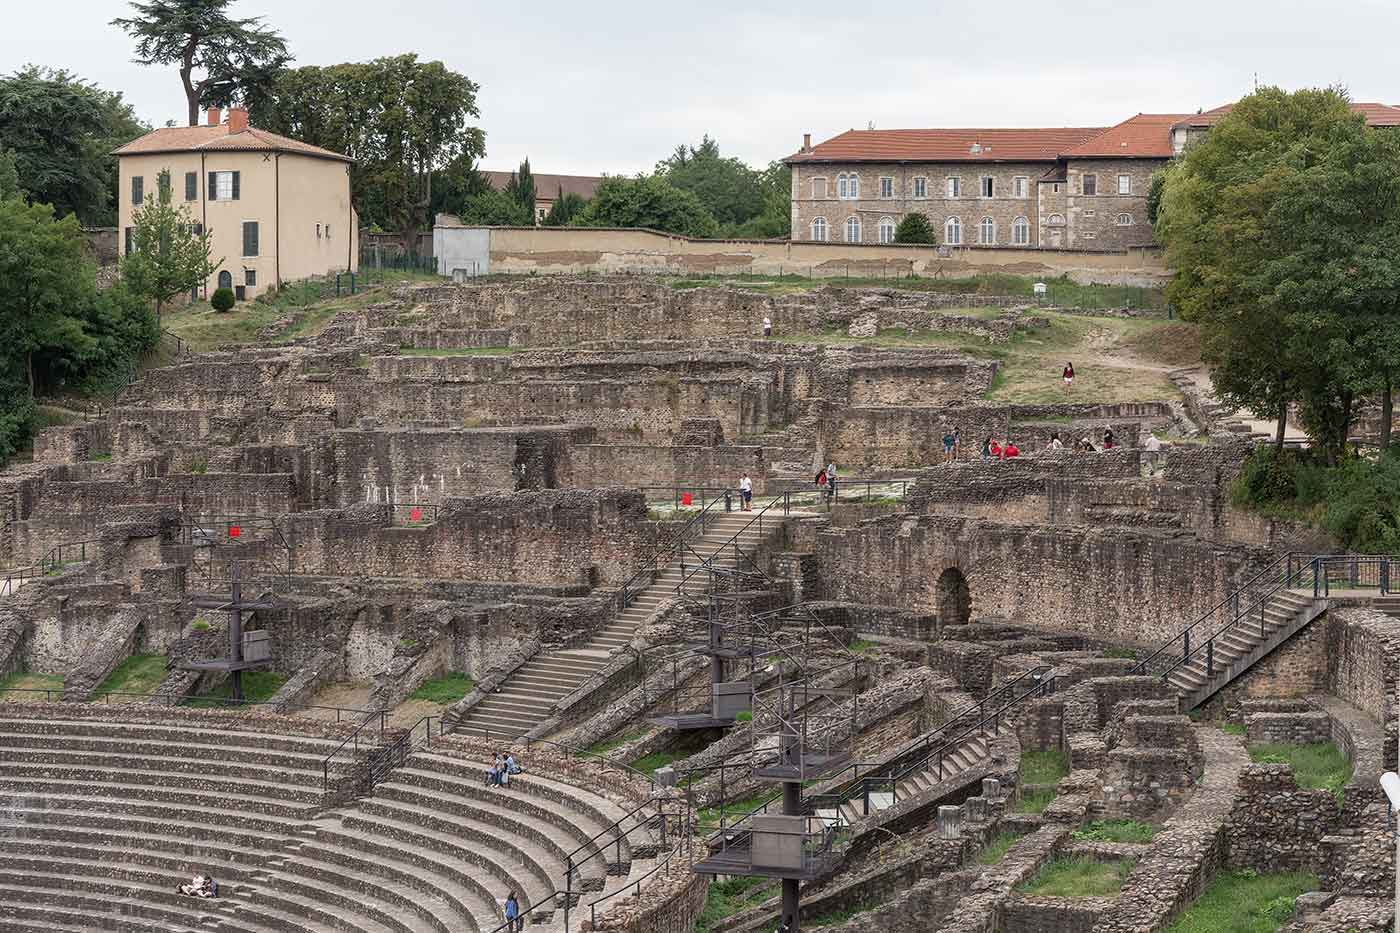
[0,709,663,933]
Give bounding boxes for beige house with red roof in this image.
[785,103,1400,251]
[114,106,357,301]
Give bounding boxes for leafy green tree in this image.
[1146,171,1166,225]
[458,188,531,226]
[503,158,536,222]
[657,136,767,228]
[0,67,148,225]
[542,190,587,226]
[120,170,219,324]
[1155,87,1393,458]
[111,0,290,126]
[894,213,937,244]
[0,198,97,399]
[0,148,20,200]
[571,175,718,238]
[247,55,485,253]
[429,152,489,222]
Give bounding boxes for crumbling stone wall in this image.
[1225,763,1343,873]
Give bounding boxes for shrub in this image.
[894,213,937,244]
[1322,454,1400,553]
[210,287,236,312]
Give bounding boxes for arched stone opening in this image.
[936,567,971,626]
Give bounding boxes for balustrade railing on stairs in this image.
[618,491,735,610]
[1,539,96,597]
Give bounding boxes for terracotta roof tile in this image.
[483,171,604,199]
[1061,113,1192,158]
[1179,101,1400,128]
[114,124,352,163]
[784,127,1107,164]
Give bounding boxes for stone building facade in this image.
[786,103,1400,252]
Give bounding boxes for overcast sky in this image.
[5,0,1397,176]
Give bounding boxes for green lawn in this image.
[0,671,64,695]
[976,830,1024,864]
[1072,820,1158,844]
[409,672,475,704]
[1161,870,1317,933]
[184,670,288,707]
[1247,742,1352,802]
[694,876,770,932]
[1016,788,1058,814]
[1221,722,1246,736]
[1021,750,1070,785]
[697,793,773,829]
[1018,856,1135,896]
[93,654,169,697]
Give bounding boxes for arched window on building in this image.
[878,217,896,243]
[945,216,962,245]
[845,216,862,243]
[1116,213,1134,226]
[979,216,996,245]
[810,216,828,241]
[1047,213,1065,226]
[1012,216,1030,245]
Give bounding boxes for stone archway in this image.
[936,566,971,626]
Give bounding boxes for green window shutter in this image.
[131,175,143,204]
[185,172,197,200]
[243,221,259,257]
[208,172,218,201]
[231,171,241,200]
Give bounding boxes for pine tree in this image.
[503,158,537,223]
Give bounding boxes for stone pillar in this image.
[937,805,962,839]
[965,796,988,823]
[982,777,1002,799]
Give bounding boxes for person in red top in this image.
[989,439,1002,459]
[1062,362,1075,389]
[1003,440,1021,459]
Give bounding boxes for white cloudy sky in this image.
[5,0,1397,175]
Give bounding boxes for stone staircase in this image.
[453,509,785,738]
[831,727,1000,825]
[1154,588,1328,710]
[0,710,664,933]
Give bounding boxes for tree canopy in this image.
[247,55,485,253]
[570,175,719,238]
[894,213,937,244]
[458,188,531,226]
[121,169,218,322]
[655,137,790,237]
[1156,86,1400,460]
[112,0,290,126]
[542,190,588,226]
[503,158,536,221]
[0,67,149,225]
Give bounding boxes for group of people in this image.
[981,437,1022,460]
[814,461,837,503]
[487,751,522,788]
[176,874,217,898]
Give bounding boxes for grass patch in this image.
[93,654,169,697]
[578,729,649,758]
[163,279,390,351]
[1021,750,1070,785]
[697,793,773,829]
[977,830,1024,864]
[1072,819,1159,844]
[1119,321,1202,368]
[409,671,475,704]
[1018,856,1135,896]
[1016,787,1058,814]
[1161,869,1317,933]
[1247,742,1352,803]
[1222,722,1246,736]
[630,750,683,776]
[184,670,288,707]
[0,671,64,695]
[848,639,876,654]
[694,876,770,932]
[1100,646,1138,660]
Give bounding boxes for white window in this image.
[978,216,996,245]
[1116,213,1134,226]
[913,177,927,199]
[1013,176,1028,198]
[316,223,322,239]
[837,173,859,199]
[213,171,235,200]
[1012,216,1030,245]
[845,216,862,242]
[946,177,961,198]
[837,175,848,199]
[878,217,896,243]
[980,177,995,198]
[879,176,894,198]
[945,216,962,245]
[1047,213,1065,226]
[1118,174,1132,195]
[1082,174,1097,196]
[812,177,827,199]
[810,216,828,241]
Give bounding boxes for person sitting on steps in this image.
[177,874,216,898]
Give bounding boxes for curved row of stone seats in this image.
[0,707,671,933]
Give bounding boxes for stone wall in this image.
[1225,763,1343,873]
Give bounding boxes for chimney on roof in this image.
[206,107,221,127]
[228,107,249,134]
[802,133,811,152]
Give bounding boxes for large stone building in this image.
[114,106,358,301]
[785,103,1400,251]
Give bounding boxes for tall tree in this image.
[503,158,536,222]
[121,169,219,324]
[112,0,290,127]
[0,67,148,225]
[247,55,485,253]
[656,135,767,228]
[542,189,587,226]
[894,213,937,244]
[0,148,20,200]
[458,188,531,226]
[570,175,718,238]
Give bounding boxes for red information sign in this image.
[409,508,423,522]
[228,525,241,539]
[681,493,693,506]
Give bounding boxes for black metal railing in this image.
[319,709,392,805]
[2,539,96,596]
[617,492,734,610]
[671,492,792,596]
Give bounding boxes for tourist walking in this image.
[1102,429,1115,450]
[740,473,753,511]
[981,437,992,460]
[941,428,956,464]
[762,315,773,338]
[1062,362,1075,390]
[504,891,522,932]
[824,462,837,505]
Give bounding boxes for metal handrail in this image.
[319,708,391,799]
[2,539,97,596]
[671,491,792,596]
[617,491,733,610]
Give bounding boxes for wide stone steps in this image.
[835,733,993,826]
[0,759,325,805]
